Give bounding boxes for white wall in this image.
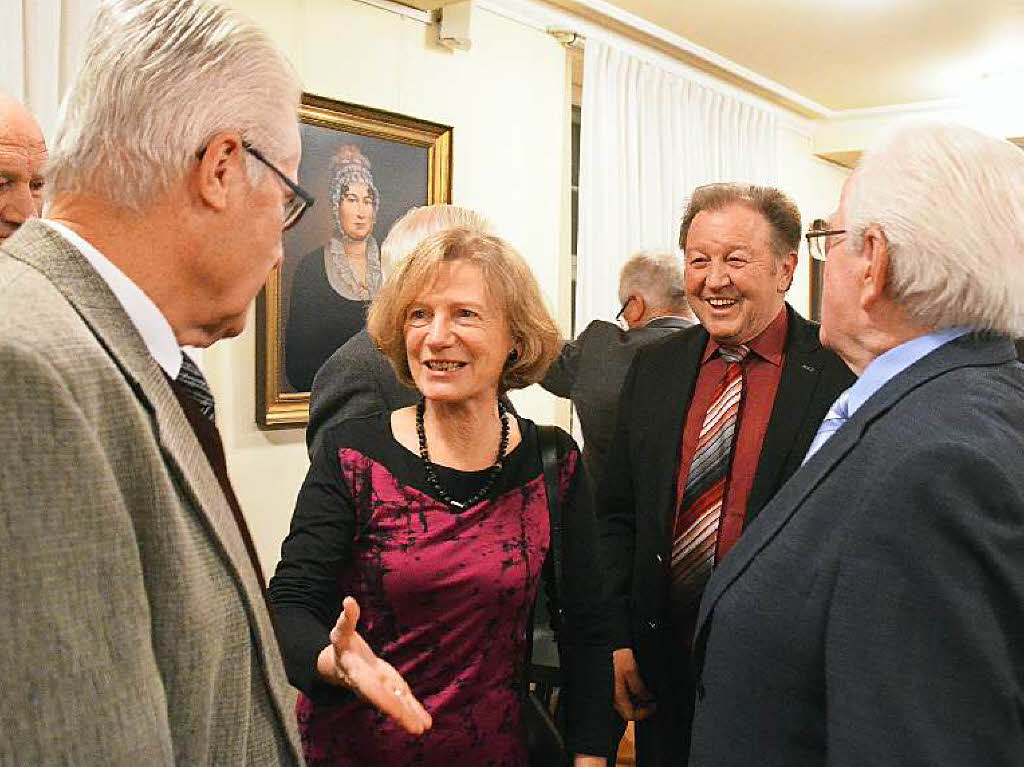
[777,121,849,318]
[209,0,572,571]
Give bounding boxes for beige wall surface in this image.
[776,123,849,319]
[210,0,572,572]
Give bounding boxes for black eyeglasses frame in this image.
[241,141,315,231]
[805,227,847,261]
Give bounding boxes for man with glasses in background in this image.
[597,184,854,766]
[542,250,695,482]
[0,0,311,762]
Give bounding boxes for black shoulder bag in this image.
[521,425,570,767]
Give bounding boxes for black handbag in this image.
[521,424,569,767]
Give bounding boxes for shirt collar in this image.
[702,306,788,365]
[843,326,972,418]
[41,219,183,378]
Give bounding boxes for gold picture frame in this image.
[256,93,452,429]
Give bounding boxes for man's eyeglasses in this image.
[805,220,846,262]
[615,296,633,322]
[242,142,315,231]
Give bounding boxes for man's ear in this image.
[860,225,889,309]
[193,132,245,212]
[777,250,798,293]
[625,294,645,326]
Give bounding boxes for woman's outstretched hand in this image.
[316,596,433,735]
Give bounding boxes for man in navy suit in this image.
[690,123,1024,766]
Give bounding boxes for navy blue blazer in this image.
[690,333,1024,766]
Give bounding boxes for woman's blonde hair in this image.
[368,228,561,393]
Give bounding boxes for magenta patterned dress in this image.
[268,412,594,767]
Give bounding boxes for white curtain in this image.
[0,0,99,139]
[576,38,778,327]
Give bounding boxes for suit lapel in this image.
[4,221,288,700]
[747,308,829,521]
[638,327,707,536]
[694,333,1016,644]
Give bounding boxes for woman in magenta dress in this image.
[269,228,614,766]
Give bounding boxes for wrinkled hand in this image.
[317,596,433,735]
[612,648,655,721]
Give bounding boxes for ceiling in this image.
[410,0,1024,113]
[571,0,1024,111]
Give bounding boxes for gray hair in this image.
[845,122,1024,335]
[379,204,494,275]
[47,0,300,211]
[618,250,689,314]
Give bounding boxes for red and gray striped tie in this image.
[671,344,749,609]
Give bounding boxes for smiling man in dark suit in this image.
[689,124,1024,767]
[598,183,854,766]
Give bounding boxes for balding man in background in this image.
[0,93,46,240]
[542,250,695,480]
[0,0,308,762]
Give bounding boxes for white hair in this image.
[379,204,494,276]
[618,250,690,314]
[845,122,1024,335]
[47,0,300,211]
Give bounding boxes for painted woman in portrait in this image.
[286,145,382,390]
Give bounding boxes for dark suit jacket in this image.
[307,328,417,457]
[542,316,694,479]
[597,305,854,758]
[690,333,1024,767]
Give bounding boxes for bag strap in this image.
[522,424,565,677]
[536,424,563,623]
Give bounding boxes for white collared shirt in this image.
[41,219,183,378]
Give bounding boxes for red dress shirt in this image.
[674,307,788,562]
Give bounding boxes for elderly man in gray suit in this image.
[690,123,1024,766]
[542,251,695,480]
[307,204,494,456]
[0,0,307,763]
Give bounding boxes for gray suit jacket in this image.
[307,328,417,457]
[0,221,303,765]
[690,333,1024,766]
[542,316,694,479]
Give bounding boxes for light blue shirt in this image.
[802,327,972,464]
[842,326,972,420]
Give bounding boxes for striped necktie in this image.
[671,344,749,610]
[177,354,216,423]
[801,388,851,465]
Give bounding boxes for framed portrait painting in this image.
[256,94,452,428]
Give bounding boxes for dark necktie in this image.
[177,354,215,423]
[671,344,750,610]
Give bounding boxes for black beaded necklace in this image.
[416,398,509,510]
